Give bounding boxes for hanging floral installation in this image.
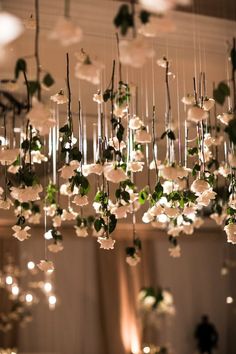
[0,0,235,273]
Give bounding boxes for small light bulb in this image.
[44,282,52,293]
[49,295,57,305]
[143,347,151,354]
[6,275,13,285]
[27,261,35,270]
[226,296,233,304]
[25,293,33,303]
[12,284,19,296]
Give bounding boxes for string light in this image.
[44,282,52,293]
[27,261,35,270]
[5,276,13,285]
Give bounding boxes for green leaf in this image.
[94,218,103,232]
[188,147,198,156]
[225,118,236,144]
[139,188,149,205]
[108,214,117,233]
[154,182,163,200]
[103,89,111,102]
[213,81,230,105]
[139,10,151,24]
[113,4,134,36]
[69,146,82,162]
[59,124,70,133]
[15,58,27,79]
[28,81,40,96]
[42,73,55,88]
[126,246,136,257]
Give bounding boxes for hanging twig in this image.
[66,53,73,138]
[64,0,70,18]
[152,106,159,180]
[115,33,122,83]
[232,38,236,113]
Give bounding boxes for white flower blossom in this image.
[73,194,89,206]
[59,160,80,179]
[187,106,208,123]
[168,244,181,258]
[82,163,103,176]
[12,225,31,241]
[52,215,62,228]
[50,90,68,104]
[104,165,127,183]
[203,98,215,111]
[48,242,64,253]
[0,148,19,165]
[111,204,130,219]
[74,225,88,237]
[27,99,56,135]
[49,17,82,46]
[97,236,116,250]
[210,212,226,225]
[217,112,233,125]
[142,211,153,223]
[119,37,155,68]
[126,254,141,266]
[229,153,236,168]
[93,92,104,104]
[224,223,236,244]
[129,116,143,130]
[108,137,126,151]
[37,260,54,273]
[28,213,41,224]
[75,52,104,85]
[10,185,43,203]
[190,179,210,195]
[0,198,13,210]
[181,95,195,105]
[196,188,217,207]
[128,161,144,172]
[61,209,77,221]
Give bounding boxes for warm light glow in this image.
[49,295,57,306]
[0,12,23,46]
[6,275,13,285]
[25,293,33,303]
[27,261,35,270]
[226,296,233,304]
[44,229,53,240]
[11,284,19,296]
[44,282,52,293]
[143,347,150,354]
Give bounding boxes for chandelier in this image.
[0,0,235,273]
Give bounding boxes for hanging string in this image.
[64,0,70,18]
[175,49,182,165]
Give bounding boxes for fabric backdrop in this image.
[9,227,235,354]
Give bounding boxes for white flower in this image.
[149,159,161,170]
[8,164,20,174]
[157,57,168,68]
[49,17,82,46]
[126,254,141,266]
[196,188,216,206]
[218,164,230,177]
[50,90,68,104]
[193,217,204,228]
[168,245,181,258]
[149,204,163,216]
[74,225,88,237]
[138,15,176,37]
[159,165,188,180]
[82,163,103,176]
[12,225,31,241]
[61,209,76,221]
[37,260,54,273]
[0,148,19,165]
[142,295,156,309]
[119,37,155,68]
[182,223,194,235]
[210,213,226,225]
[204,133,214,147]
[114,102,128,117]
[168,226,182,237]
[93,92,104,104]
[203,98,215,111]
[131,149,144,161]
[60,182,77,196]
[10,184,43,203]
[217,112,233,125]
[75,53,103,85]
[135,129,151,143]
[28,213,41,224]
[0,198,13,210]
[59,160,80,179]
[97,236,116,250]
[229,153,236,168]
[25,150,48,164]
[128,161,144,172]
[108,137,126,151]
[111,204,130,219]
[104,165,127,183]
[129,116,143,130]
[187,106,208,123]
[190,179,210,195]
[48,242,64,253]
[164,206,179,218]
[142,211,153,223]
[181,95,195,105]
[44,204,57,217]
[52,215,62,228]
[27,99,56,135]
[139,0,186,13]
[183,203,196,215]
[151,220,167,229]
[224,223,236,244]
[73,195,89,206]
